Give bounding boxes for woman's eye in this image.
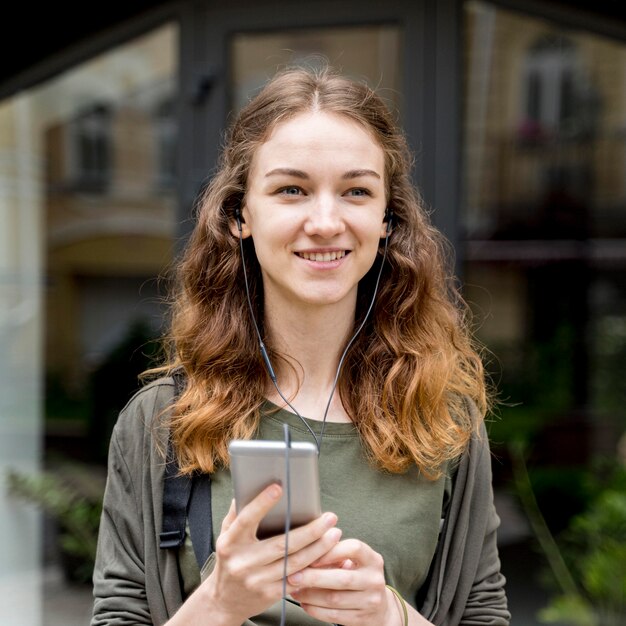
[346,188,370,197]
[278,186,303,196]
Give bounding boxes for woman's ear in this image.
[380,221,390,239]
[380,208,393,238]
[229,207,252,238]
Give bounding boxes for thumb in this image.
[220,499,237,533]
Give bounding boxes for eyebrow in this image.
[265,168,309,179]
[342,169,381,180]
[264,168,381,180]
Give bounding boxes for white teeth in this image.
[298,251,346,261]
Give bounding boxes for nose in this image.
[303,194,345,238]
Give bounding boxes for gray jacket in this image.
[92,377,510,625]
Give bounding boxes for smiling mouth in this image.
[296,251,348,262]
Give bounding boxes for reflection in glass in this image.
[42,25,178,427]
[231,25,402,114]
[0,22,178,625]
[463,2,626,468]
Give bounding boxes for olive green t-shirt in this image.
[179,402,451,624]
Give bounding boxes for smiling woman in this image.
[92,66,510,626]
[238,111,388,315]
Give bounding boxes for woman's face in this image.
[240,111,388,315]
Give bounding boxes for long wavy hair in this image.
[158,66,487,478]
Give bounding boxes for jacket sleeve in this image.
[419,413,511,626]
[91,379,182,625]
[91,423,152,625]
[458,462,509,626]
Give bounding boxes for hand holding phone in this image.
[228,439,322,539]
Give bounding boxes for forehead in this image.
[250,111,385,171]
[268,110,379,142]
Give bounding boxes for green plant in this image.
[6,460,104,583]
[510,441,626,626]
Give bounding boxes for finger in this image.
[220,499,237,533]
[300,604,367,625]
[263,512,338,560]
[293,582,388,622]
[288,564,361,591]
[308,538,370,569]
[288,540,383,591]
[293,586,373,610]
[230,483,282,538]
[294,582,388,624]
[279,528,341,577]
[238,511,337,572]
[262,526,342,582]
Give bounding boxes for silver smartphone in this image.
[228,439,322,539]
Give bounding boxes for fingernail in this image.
[289,572,303,584]
[327,527,342,542]
[268,484,281,499]
[323,512,337,527]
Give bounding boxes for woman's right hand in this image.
[168,483,341,626]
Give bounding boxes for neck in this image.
[263,298,356,422]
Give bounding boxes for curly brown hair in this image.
[158,65,487,478]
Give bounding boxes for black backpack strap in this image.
[160,369,214,568]
[189,473,213,567]
[159,433,192,549]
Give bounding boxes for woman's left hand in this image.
[287,538,401,626]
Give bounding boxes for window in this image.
[463,2,626,475]
[68,103,112,192]
[0,22,179,624]
[519,34,599,141]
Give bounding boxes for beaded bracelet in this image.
[386,584,408,626]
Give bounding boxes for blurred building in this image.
[0,1,625,624]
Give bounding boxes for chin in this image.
[297,291,354,308]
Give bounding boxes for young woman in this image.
[92,66,510,626]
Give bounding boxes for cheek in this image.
[252,214,300,243]
[248,226,281,265]
[363,217,388,242]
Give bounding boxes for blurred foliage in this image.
[89,318,163,462]
[32,319,162,581]
[5,460,104,584]
[526,465,591,533]
[484,321,579,447]
[591,315,626,418]
[485,314,626,448]
[44,318,163,462]
[45,372,91,422]
[511,441,626,626]
[540,464,626,626]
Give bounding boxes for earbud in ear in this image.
[234,208,243,234]
[384,208,394,236]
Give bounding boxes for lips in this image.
[296,250,348,262]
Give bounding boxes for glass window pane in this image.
[464,5,625,241]
[231,25,403,114]
[463,12,626,619]
[43,24,179,454]
[463,2,626,465]
[0,22,178,625]
[0,94,44,625]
